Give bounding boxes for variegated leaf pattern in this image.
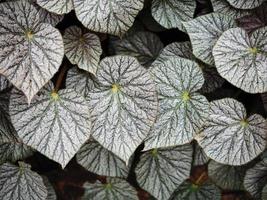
[64,26,102,75]
[196,98,267,166]
[208,161,245,190]
[89,56,157,164]
[171,180,221,200]
[36,0,73,14]
[76,138,129,178]
[111,31,163,67]
[213,27,267,93]
[135,145,193,200]
[9,83,91,168]
[193,143,209,166]
[151,0,196,30]
[82,178,138,200]
[0,1,64,103]
[74,0,144,36]
[244,160,267,199]
[36,5,63,26]
[183,13,236,66]
[226,0,264,9]
[144,57,209,150]
[0,162,47,200]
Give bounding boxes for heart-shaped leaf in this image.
[0,1,64,103]
[63,26,102,75]
[144,57,209,150]
[226,0,264,9]
[135,145,193,200]
[208,161,246,190]
[82,178,138,200]
[183,13,236,66]
[110,31,163,67]
[36,0,73,14]
[213,27,267,93]
[0,162,47,200]
[73,0,144,36]
[196,98,267,165]
[76,139,129,178]
[151,0,196,30]
[9,82,91,168]
[244,160,267,199]
[89,55,157,164]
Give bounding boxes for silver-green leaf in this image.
[64,26,102,75]
[213,27,267,93]
[226,0,264,9]
[82,178,138,200]
[76,138,129,178]
[196,98,267,166]
[144,57,209,150]
[183,13,236,66]
[9,83,91,168]
[135,145,193,200]
[0,162,47,200]
[0,1,64,103]
[74,0,144,36]
[36,0,73,14]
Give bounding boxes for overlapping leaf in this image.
[9,82,91,168]
[0,1,64,103]
[226,0,264,9]
[193,143,209,166]
[151,0,196,30]
[196,98,267,165]
[64,26,102,75]
[0,75,11,92]
[0,162,47,200]
[42,177,57,200]
[110,31,163,67]
[82,178,138,200]
[89,55,157,164]
[135,145,192,200]
[183,13,236,66]
[144,57,209,150]
[213,27,267,93]
[76,139,129,178]
[36,0,73,14]
[74,0,144,36]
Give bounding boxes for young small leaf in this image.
[63,26,102,75]
[89,55,157,164]
[196,98,267,165]
[73,0,144,36]
[36,0,73,14]
[135,145,193,200]
[183,13,236,66]
[76,139,129,178]
[226,0,264,9]
[144,57,209,150]
[9,83,91,168]
[0,162,47,200]
[82,178,138,200]
[0,1,64,103]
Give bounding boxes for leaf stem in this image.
[195,171,206,185]
[54,61,68,93]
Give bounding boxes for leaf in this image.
[82,178,138,200]
[226,0,264,9]
[211,0,250,19]
[144,57,209,150]
[63,26,102,75]
[208,161,245,190]
[76,138,129,178]
[135,145,193,200]
[151,0,196,30]
[193,143,209,166]
[36,0,73,14]
[89,55,157,164]
[110,31,163,67]
[66,67,98,99]
[196,98,267,166]
[42,177,57,200]
[73,0,144,36]
[0,1,64,103]
[9,82,91,168]
[213,27,267,93]
[171,180,221,200]
[244,160,267,199]
[0,162,47,200]
[0,75,12,92]
[35,4,63,26]
[183,13,236,66]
